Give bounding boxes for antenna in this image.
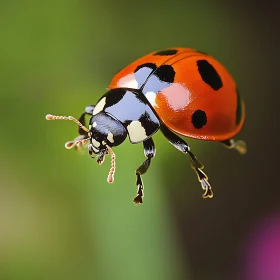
[46,114,89,133]
[65,137,91,149]
[106,145,116,183]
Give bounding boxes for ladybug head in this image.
[88,112,127,156]
[45,112,126,183]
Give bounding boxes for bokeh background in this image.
[1,1,280,279]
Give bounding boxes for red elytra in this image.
[108,47,245,141]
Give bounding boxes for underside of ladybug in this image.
[46,48,247,204]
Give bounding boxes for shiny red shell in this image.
[108,48,245,141]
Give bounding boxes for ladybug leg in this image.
[220,139,247,155]
[64,105,95,151]
[133,138,155,204]
[160,124,213,199]
[77,105,95,135]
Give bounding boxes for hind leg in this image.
[221,139,247,155]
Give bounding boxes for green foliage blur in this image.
[1,1,279,280]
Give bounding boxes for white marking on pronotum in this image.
[92,139,100,147]
[92,146,99,153]
[107,132,114,143]
[127,121,147,142]
[145,91,157,107]
[93,97,106,115]
[92,121,97,127]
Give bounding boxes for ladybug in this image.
[46,47,247,204]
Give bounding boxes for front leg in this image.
[78,105,95,135]
[133,138,156,204]
[160,123,213,199]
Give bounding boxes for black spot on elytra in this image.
[154,65,175,83]
[192,110,207,129]
[236,89,242,125]
[153,49,178,56]
[134,63,157,73]
[197,60,223,90]
[139,112,158,136]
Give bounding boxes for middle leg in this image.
[133,138,156,204]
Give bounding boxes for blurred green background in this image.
[1,1,279,280]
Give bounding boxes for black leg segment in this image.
[78,105,95,135]
[160,123,213,199]
[78,113,88,136]
[133,138,156,204]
